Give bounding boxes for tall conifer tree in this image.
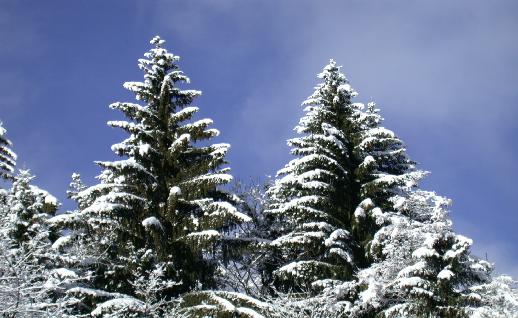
[54,36,250,314]
[264,60,491,318]
[265,60,364,291]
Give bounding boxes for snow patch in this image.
[170,186,181,196]
[438,269,454,281]
[142,216,162,229]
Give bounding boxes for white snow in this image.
[169,186,182,196]
[170,106,199,123]
[186,230,221,240]
[51,268,78,279]
[91,297,144,316]
[184,118,213,130]
[210,201,252,223]
[142,216,162,229]
[67,287,124,299]
[185,173,233,185]
[137,143,150,156]
[210,143,230,157]
[51,235,73,250]
[412,246,438,259]
[212,294,235,311]
[397,276,426,288]
[272,231,325,247]
[354,206,366,218]
[29,185,59,206]
[170,133,191,152]
[437,269,454,281]
[237,307,265,318]
[360,155,376,167]
[44,194,58,206]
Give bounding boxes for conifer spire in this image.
[52,36,250,315]
[0,122,17,182]
[265,60,364,291]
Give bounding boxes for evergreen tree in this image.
[352,102,425,259]
[265,60,364,291]
[0,121,16,182]
[304,191,492,318]
[47,173,108,314]
[6,170,58,246]
[0,170,61,316]
[264,60,493,318]
[379,191,491,317]
[54,36,250,314]
[349,103,491,317]
[470,275,518,317]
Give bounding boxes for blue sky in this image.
[1,1,517,276]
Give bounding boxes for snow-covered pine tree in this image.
[55,36,250,313]
[347,102,491,317]
[352,101,425,260]
[265,61,495,317]
[6,170,59,247]
[50,173,90,259]
[379,190,491,318]
[470,275,518,317]
[0,121,17,182]
[0,223,54,317]
[47,173,107,314]
[307,100,492,317]
[310,191,491,318]
[0,169,61,316]
[265,60,364,291]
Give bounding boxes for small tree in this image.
[6,170,58,246]
[0,121,16,182]
[470,275,518,318]
[0,170,61,317]
[363,191,491,318]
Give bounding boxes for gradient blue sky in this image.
[1,1,517,276]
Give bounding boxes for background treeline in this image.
[0,37,516,318]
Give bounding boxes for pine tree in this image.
[265,60,364,291]
[6,170,58,247]
[470,275,518,317]
[351,101,425,259]
[264,60,494,318]
[47,173,107,314]
[349,103,491,317]
[379,191,491,317]
[0,170,61,316]
[0,121,17,182]
[54,36,250,314]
